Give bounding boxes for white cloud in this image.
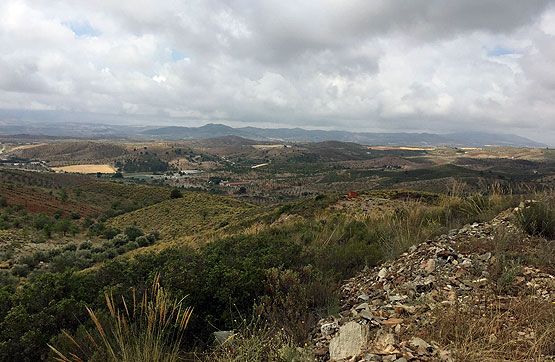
[0,0,554,142]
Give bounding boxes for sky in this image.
[0,0,554,143]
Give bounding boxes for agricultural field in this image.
[52,164,116,174]
[0,183,100,217]
[3,135,555,205]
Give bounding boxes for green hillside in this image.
[108,192,257,242]
[74,181,172,209]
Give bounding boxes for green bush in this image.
[170,189,183,199]
[78,241,93,250]
[124,226,143,241]
[136,235,150,247]
[33,214,53,230]
[146,231,159,242]
[11,264,30,277]
[50,252,77,273]
[88,222,106,237]
[91,246,105,254]
[103,227,120,240]
[112,233,129,247]
[62,243,77,252]
[516,202,555,238]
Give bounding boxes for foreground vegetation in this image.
[0,187,524,361]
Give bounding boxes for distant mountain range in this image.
[0,120,546,148]
[140,124,546,148]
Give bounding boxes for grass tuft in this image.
[49,274,193,362]
[516,200,555,239]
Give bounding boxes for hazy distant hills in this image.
[141,124,546,148]
[0,120,546,148]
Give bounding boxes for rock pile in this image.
[308,210,555,361]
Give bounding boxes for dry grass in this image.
[423,297,555,361]
[52,164,116,174]
[49,274,193,362]
[204,313,312,362]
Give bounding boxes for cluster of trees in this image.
[0,204,81,238]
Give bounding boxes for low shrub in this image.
[11,264,30,277]
[516,201,555,238]
[112,234,129,247]
[103,227,120,240]
[78,241,93,250]
[124,226,143,241]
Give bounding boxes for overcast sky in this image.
[0,1,554,142]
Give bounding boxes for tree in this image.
[54,219,71,236]
[170,189,183,199]
[60,189,68,202]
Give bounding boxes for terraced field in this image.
[0,169,92,188]
[0,184,100,217]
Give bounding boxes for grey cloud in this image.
[0,0,554,142]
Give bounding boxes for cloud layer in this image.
[0,0,554,141]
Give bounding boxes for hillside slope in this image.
[308,208,555,361]
[9,141,127,163]
[108,192,257,243]
[141,124,546,148]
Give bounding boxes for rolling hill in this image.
[107,192,258,243]
[141,124,546,148]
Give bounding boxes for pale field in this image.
[252,144,284,149]
[366,146,437,151]
[52,164,116,174]
[7,143,48,152]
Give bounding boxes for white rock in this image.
[329,322,369,360]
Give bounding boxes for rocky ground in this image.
[307,207,555,361]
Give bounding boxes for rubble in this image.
[308,210,555,361]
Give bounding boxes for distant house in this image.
[346,191,360,199]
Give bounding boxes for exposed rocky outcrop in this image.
[307,209,555,361]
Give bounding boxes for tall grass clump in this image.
[49,274,193,362]
[205,312,312,362]
[516,200,555,239]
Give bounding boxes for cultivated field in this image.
[52,164,116,174]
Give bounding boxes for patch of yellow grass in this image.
[8,143,48,152]
[52,164,116,174]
